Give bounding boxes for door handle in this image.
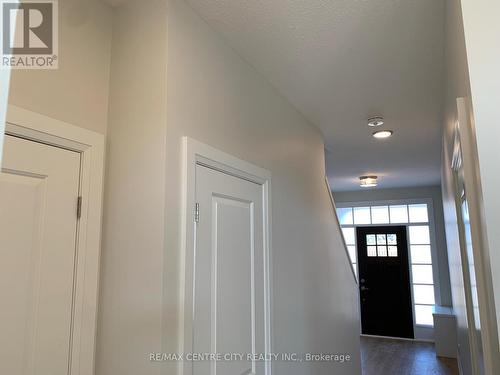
[360,286,370,291]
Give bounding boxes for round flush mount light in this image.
[360,175,378,188]
[367,116,384,127]
[372,130,394,139]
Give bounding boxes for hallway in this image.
[361,336,459,375]
[1,0,499,374]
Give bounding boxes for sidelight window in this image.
[409,221,435,325]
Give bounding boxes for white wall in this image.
[6,0,362,373]
[333,185,453,308]
[460,0,500,342]
[7,0,113,134]
[163,1,361,374]
[96,1,167,374]
[441,1,476,373]
[441,0,500,373]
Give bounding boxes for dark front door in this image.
[357,226,414,338]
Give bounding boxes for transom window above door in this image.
[337,203,429,226]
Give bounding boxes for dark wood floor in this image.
[361,336,459,375]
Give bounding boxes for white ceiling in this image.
[184,0,445,192]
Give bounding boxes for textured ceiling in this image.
[185,0,445,191]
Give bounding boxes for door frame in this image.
[3,105,105,375]
[452,97,500,373]
[451,143,482,375]
[180,137,272,375]
[0,67,11,165]
[336,198,441,341]
[356,225,414,339]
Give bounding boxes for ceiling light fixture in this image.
[372,130,394,139]
[367,116,384,127]
[359,175,378,188]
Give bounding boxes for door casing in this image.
[454,98,500,374]
[356,225,414,339]
[3,105,105,375]
[181,137,272,375]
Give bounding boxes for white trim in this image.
[360,334,434,343]
[0,67,11,165]
[336,198,437,209]
[336,198,442,340]
[180,137,272,375]
[458,353,464,375]
[455,98,500,374]
[4,105,105,375]
[451,125,484,375]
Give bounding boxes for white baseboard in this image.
[360,334,434,343]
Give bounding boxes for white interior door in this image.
[194,164,266,375]
[0,135,81,375]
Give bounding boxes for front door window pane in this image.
[387,234,397,245]
[376,234,387,245]
[388,246,398,257]
[377,246,387,257]
[366,234,376,245]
